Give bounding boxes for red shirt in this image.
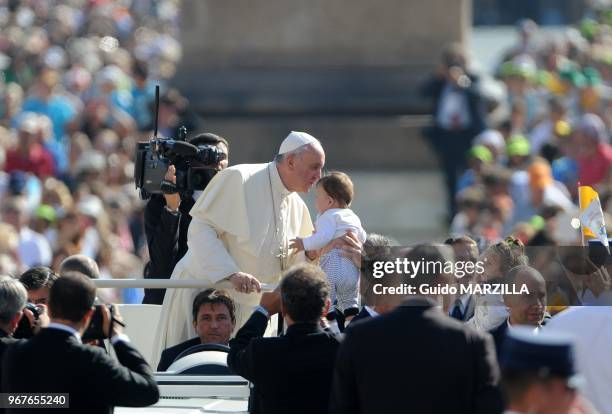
[578,143,611,187]
[5,144,56,178]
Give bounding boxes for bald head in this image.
[60,255,100,279]
[505,265,547,326]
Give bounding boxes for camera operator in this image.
[1,272,159,413]
[0,276,49,398]
[143,133,229,304]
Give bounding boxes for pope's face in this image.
[288,145,325,193]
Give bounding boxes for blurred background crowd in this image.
[428,9,611,249]
[0,0,191,303]
[0,0,609,306]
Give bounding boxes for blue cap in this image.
[8,171,27,195]
[501,327,582,388]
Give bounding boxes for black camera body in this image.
[82,304,112,342]
[13,303,40,339]
[134,127,224,199]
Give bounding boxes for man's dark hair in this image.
[132,60,148,80]
[19,267,59,291]
[444,235,477,247]
[48,273,96,323]
[280,264,330,323]
[482,167,513,187]
[403,243,454,286]
[548,96,567,114]
[59,255,100,279]
[442,43,466,69]
[192,288,236,324]
[189,133,229,152]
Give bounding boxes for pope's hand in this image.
[289,237,304,252]
[228,272,262,294]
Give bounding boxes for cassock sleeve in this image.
[183,167,251,283]
[183,217,241,284]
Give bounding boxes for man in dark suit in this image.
[157,288,236,371]
[445,235,479,321]
[489,265,546,358]
[421,45,487,218]
[0,276,29,400]
[143,133,229,304]
[330,244,503,414]
[351,306,374,322]
[228,263,341,414]
[2,272,159,414]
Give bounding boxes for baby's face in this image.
[315,185,333,213]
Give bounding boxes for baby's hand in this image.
[289,238,304,252]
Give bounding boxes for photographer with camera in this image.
[2,272,159,413]
[142,132,229,304]
[18,266,59,305]
[0,276,49,399]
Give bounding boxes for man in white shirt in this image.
[2,197,52,268]
[446,235,479,321]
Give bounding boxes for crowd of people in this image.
[423,15,611,249]
[0,1,610,414]
[0,0,188,304]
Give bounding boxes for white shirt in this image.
[449,293,471,317]
[364,306,379,317]
[465,293,508,332]
[506,318,540,335]
[18,227,52,268]
[529,119,554,155]
[302,208,366,251]
[48,322,81,342]
[47,322,129,344]
[436,82,472,130]
[546,307,612,414]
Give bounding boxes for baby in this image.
[290,172,367,324]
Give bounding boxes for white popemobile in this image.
[95,278,278,414]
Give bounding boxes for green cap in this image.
[35,204,56,223]
[499,61,535,80]
[583,67,602,86]
[559,65,586,88]
[529,215,545,232]
[468,145,493,163]
[507,134,531,157]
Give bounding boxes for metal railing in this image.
[91,278,277,291]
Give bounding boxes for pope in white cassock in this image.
[153,131,325,361]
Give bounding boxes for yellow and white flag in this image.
[578,185,609,252]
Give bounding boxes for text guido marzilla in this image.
[372,283,529,296]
